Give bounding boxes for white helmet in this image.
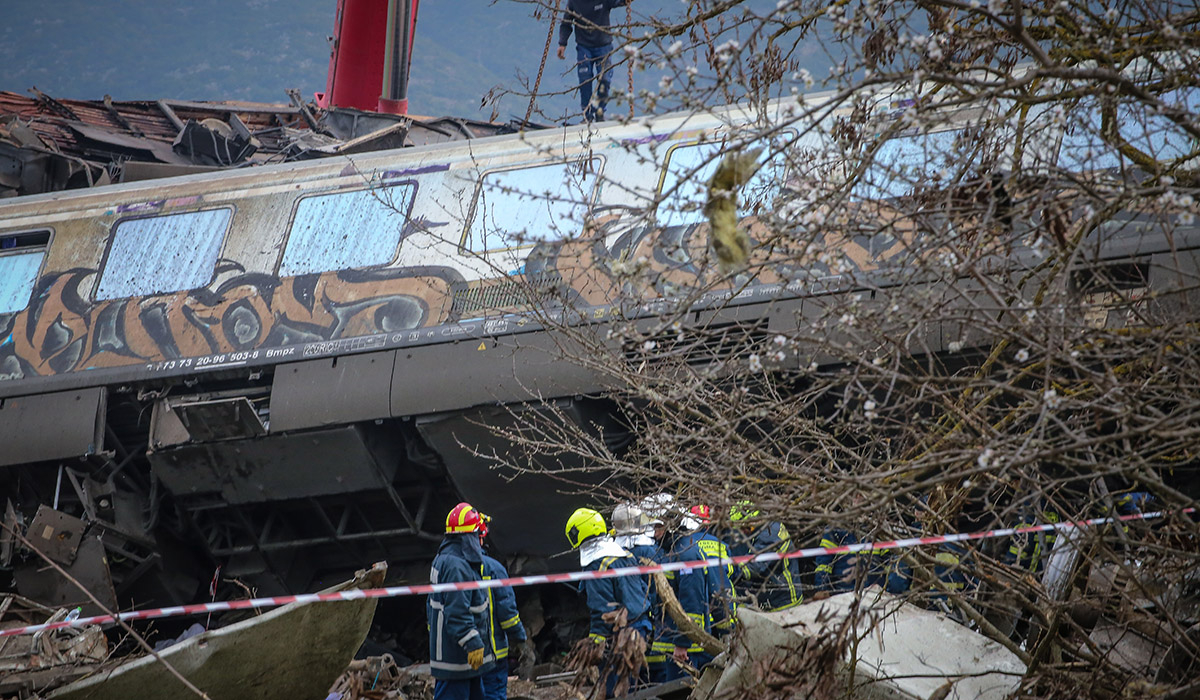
[639,494,673,525]
[611,503,649,535]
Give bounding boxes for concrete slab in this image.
[695,588,1025,700]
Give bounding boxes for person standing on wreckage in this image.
[564,507,651,697]
[428,502,494,700]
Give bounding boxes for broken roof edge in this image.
[0,88,547,199]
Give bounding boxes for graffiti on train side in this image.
[0,204,933,383]
[0,265,462,381]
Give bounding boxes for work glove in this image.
[467,647,485,670]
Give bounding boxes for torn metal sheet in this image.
[1,89,541,195]
[173,118,257,165]
[69,122,187,164]
[13,534,118,617]
[47,562,386,700]
[24,506,87,566]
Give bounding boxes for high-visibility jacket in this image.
[1005,508,1059,574]
[582,552,652,641]
[482,554,527,661]
[730,522,803,611]
[691,528,737,632]
[663,531,717,651]
[929,542,976,598]
[426,534,495,680]
[814,529,909,594]
[616,537,669,665]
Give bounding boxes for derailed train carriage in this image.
[1,84,1198,614]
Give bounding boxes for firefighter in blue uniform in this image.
[684,505,737,637]
[565,507,651,697]
[1004,500,1061,576]
[427,502,494,700]
[814,528,910,594]
[611,503,672,683]
[661,510,720,679]
[727,502,804,611]
[478,512,528,700]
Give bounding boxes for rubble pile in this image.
[0,595,109,698]
[325,656,433,700]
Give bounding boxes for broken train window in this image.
[280,183,416,277]
[0,230,50,314]
[96,208,232,301]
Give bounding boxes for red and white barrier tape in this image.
[2,507,1192,639]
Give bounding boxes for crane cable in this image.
[526,0,561,126]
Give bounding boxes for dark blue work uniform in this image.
[581,548,652,697]
[814,529,910,594]
[1004,507,1060,575]
[661,531,718,680]
[690,528,737,635]
[619,537,671,683]
[730,521,803,611]
[427,534,494,700]
[481,554,527,700]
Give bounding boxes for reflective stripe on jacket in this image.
[692,529,738,629]
[665,531,715,652]
[582,552,652,640]
[482,554,527,660]
[426,534,495,680]
[813,529,909,594]
[730,521,803,611]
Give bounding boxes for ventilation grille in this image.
[451,273,564,316]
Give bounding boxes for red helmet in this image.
[479,511,492,540]
[445,502,484,534]
[688,505,712,523]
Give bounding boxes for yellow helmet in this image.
[565,508,607,549]
[730,500,761,523]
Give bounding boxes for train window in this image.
[657,140,787,228]
[96,208,231,300]
[851,129,964,200]
[1059,90,1199,172]
[0,230,50,314]
[280,184,416,276]
[464,158,602,253]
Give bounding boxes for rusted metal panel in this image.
[24,507,87,566]
[390,330,607,417]
[0,388,105,466]
[269,351,396,433]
